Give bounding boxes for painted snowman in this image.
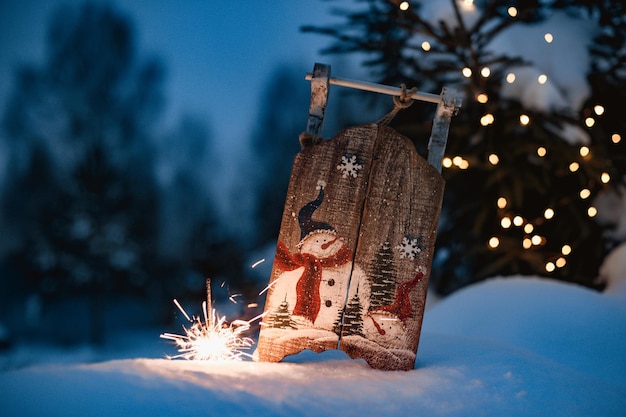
[362,272,423,349]
[268,181,370,329]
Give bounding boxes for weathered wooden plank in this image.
[427,87,458,172]
[256,125,377,363]
[340,124,444,370]
[305,63,330,139]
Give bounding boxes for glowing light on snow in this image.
[585,117,595,127]
[488,154,499,165]
[421,41,431,51]
[588,206,598,217]
[462,67,472,78]
[161,279,263,361]
[488,237,500,248]
[612,133,621,144]
[594,105,605,115]
[544,33,553,43]
[601,172,611,183]
[497,197,507,209]
[537,74,548,84]
[480,67,491,78]
[579,189,591,199]
[536,147,546,157]
[399,1,410,11]
[580,146,590,157]
[544,208,555,220]
[562,245,572,255]
[569,162,580,172]
[507,7,517,17]
[506,73,516,83]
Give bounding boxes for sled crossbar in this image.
[304,63,462,173]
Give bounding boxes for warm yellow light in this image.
[506,73,516,83]
[612,133,622,144]
[459,159,470,170]
[594,105,604,115]
[508,6,518,17]
[544,33,553,43]
[476,93,488,103]
[561,244,572,255]
[579,188,591,199]
[501,217,512,228]
[481,67,491,78]
[513,216,524,227]
[544,208,555,219]
[399,1,410,11]
[497,197,507,209]
[488,237,500,248]
[580,146,590,157]
[489,154,499,165]
[588,206,598,217]
[601,172,611,183]
[537,147,547,157]
[421,41,431,51]
[524,223,534,234]
[585,117,595,128]
[545,262,556,272]
[520,114,530,126]
[537,74,548,84]
[531,235,542,245]
[481,114,495,126]
[442,157,453,168]
[522,238,532,249]
[452,156,463,166]
[569,162,579,172]
[556,257,566,268]
[462,67,472,78]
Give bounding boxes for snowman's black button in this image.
[327,279,335,286]
[325,300,332,307]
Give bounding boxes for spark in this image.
[161,299,257,361]
[258,277,281,296]
[251,258,266,269]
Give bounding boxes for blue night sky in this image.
[0,1,347,158]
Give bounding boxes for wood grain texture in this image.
[257,124,444,371]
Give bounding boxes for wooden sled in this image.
[256,64,461,371]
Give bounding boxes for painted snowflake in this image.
[337,153,363,178]
[396,236,423,260]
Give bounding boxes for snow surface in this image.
[2,261,625,416]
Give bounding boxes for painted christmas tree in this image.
[265,297,297,330]
[334,291,364,337]
[368,241,397,310]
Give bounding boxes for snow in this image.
[2,250,625,416]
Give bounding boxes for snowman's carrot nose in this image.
[321,237,339,250]
[368,315,386,335]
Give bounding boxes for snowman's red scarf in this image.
[274,240,352,323]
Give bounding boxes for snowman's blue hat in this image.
[297,181,337,245]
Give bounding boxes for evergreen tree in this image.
[266,297,297,329]
[0,3,166,344]
[304,0,626,293]
[368,241,397,309]
[334,292,364,336]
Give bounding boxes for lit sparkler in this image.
[160,279,262,361]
